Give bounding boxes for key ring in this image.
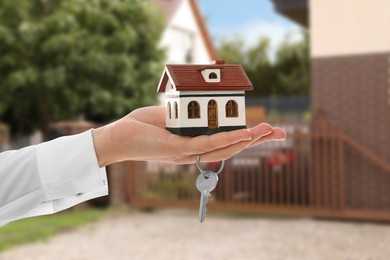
[196,155,225,175]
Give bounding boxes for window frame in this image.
[225,100,238,118]
[188,101,201,119]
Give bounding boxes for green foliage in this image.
[216,37,246,65]
[0,0,165,136]
[0,207,108,252]
[217,31,310,97]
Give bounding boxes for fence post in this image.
[338,127,345,210]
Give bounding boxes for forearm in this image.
[0,130,108,226]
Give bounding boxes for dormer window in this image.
[209,72,217,79]
[201,69,221,82]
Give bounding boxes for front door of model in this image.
[208,100,218,129]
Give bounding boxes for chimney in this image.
[211,60,226,65]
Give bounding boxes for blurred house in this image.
[155,0,217,64]
[271,0,390,220]
[272,0,390,160]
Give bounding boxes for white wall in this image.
[159,0,212,64]
[165,90,246,128]
[310,0,390,57]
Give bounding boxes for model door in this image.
[208,100,218,129]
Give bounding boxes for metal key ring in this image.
[196,155,225,175]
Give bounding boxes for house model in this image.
[157,60,253,136]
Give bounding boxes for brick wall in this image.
[312,52,390,210]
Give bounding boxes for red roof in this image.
[154,0,182,22]
[157,64,253,92]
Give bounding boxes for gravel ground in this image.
[1,209,390,260]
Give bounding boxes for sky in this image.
[197,0,304,58]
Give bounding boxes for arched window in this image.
[174,102,178,119]
[167,102,171,119]
[188,101,200,119]
[209,72,217,79]
[226,100,238,117]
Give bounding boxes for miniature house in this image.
[156,60,253,136]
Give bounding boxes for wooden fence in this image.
[126,116,390,222]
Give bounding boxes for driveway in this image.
[1,209,390,260]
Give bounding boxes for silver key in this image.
[196,171,218,223]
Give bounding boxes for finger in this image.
[182,122,277,156]
[171,130,283,164]
[169,139,251,164]
[185,141,251,163]
[249,127,286,147]
[202,131,284,162]
[174,123,272,161]
[189,123,273,161]
[247,123,273,143]
[180,127,256,156]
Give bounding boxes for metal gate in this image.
[126,117,390,222]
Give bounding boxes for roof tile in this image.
[157,64,253,92]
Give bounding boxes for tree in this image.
[216,37,246,65]
[274,32,310,96]
[245,37,276,97]
[217,31,309,97]
[0,0,165,137]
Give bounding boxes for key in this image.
[196,171,218,223]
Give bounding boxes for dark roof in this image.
[157,64,253,92]
[271,0,308,27]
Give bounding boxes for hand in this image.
[92,106,286,166]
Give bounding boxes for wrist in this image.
[92,124,116,167]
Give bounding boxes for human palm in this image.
[93,106,286,166]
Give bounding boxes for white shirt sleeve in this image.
[0,130,108,227]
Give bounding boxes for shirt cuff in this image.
[34,129,108,214]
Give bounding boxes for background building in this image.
[156,0,216,64]
[272,0,390,218]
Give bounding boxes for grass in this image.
[210,210,299,220]
[0,207,109,252]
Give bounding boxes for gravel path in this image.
[1,209,390,260]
